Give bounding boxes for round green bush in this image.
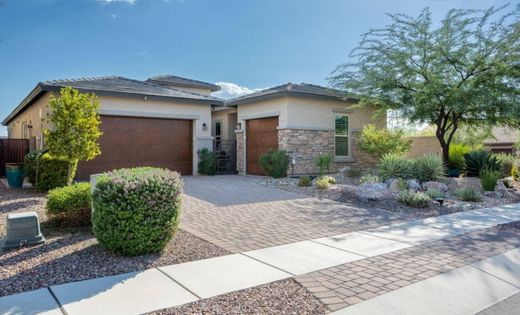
[92,167,183,256]
[259,149,290,178]
[46,182,92,227]
[35,153,69,192]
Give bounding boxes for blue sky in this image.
[0,0,509,135]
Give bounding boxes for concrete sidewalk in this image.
[1,203,520,315]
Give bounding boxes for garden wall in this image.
[406,136,443,158]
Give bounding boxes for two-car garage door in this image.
[76,115,192,179]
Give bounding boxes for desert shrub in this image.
[464,150,501,177]
[92,167,183,256]
[35,153,69,192]
[448,144,471,171]
[513,161,520,181]
[454,188,481,202]
[346,168,362,178]
[197,148,217,175]
[24,150,45,185]
[424,189,445,199]
[298,176,312,187]
[358,124,412,159]
[315,154,333,176]
[494,153,514,178]
[315,176,335,190]
[378,154,414,180]
[398,190,430,208]
[259,150,290,178]
[46,183,92,226]
[480,168,501,191]
[414,154,446,182]
[360,174,380,184]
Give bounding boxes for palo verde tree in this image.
[330,5,520,162]
[44,87,102,185]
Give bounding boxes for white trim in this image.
[277,126,333,131]
[196,136,214,140]
[100,109,200,120]
[333,112,352,159]
[240,112,280,121]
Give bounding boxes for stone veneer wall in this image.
[236,130,245,174]
[279,129,377,175]
[236,128,377,175]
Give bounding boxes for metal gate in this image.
[214,140,237,174]
[0,139,30,176]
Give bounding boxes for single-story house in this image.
[2,74,384,178]
[483,127,519,154]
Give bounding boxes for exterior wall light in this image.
[236,123,242,131]
[202,123,208,131]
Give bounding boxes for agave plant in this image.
[463,150,501,177]
[414,154,446,182]
[378,154,414,180]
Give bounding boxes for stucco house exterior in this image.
[2,75,384,178]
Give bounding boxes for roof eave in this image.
[226,91,359,106]
[2,83,46,126]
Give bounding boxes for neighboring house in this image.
[483,127,519,154]
[2,75,384,178]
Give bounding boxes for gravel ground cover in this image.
[148,279,327,315]
[263,174,520,219]
[0,183,230,297]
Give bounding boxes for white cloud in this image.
[213,82,264,99]
[98,0,137,5]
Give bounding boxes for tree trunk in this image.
[436,130,449,164]
[67,159,78,186]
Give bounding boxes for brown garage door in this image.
[76,115,192,179]
[246,116,279,175]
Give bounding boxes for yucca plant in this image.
[464,150,501,177]
[398,190,430,208]
[480,167,501,191]
[425,189,444,199]
[454,188,481,202]
[414,154,446,182]
[378,154,414,180]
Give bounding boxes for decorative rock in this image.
[495,180,508,195]
[406,179,421,191]
[388,179,406,193]
[355,183,391,201]
[483,191,504,199]
[339,167,351,174]
[422,181,449,192]
[502,177,514,189]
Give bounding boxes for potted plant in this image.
[5,163,25,188]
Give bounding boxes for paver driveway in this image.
[181,175,409,253]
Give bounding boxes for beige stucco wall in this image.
[405,136,443,158]
[7,93,52,149]
[7,92,214,175]
[211,107,237,141]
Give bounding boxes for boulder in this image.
[388,179,406,193]
[355,183,391,201]
[502,177,514,189]
[422,181,449,192]
[407,179,421,191]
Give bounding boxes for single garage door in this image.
[246,116,279,175]
[76,115,192,179]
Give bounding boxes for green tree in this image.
[330,5,520,162]
[358,124,412,159]
[44,87,102,185]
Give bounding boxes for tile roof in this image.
[146,74,221,91]
[2,76,224,125]
[226,83,358,105]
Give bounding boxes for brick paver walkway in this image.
[295,224,520,311]
[181,175,409,253]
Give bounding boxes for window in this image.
[21,121,28,139]
[334,114,349,157]
[215,121,222,150]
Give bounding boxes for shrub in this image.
[346,168,362,178]
[298,176,312,187]
[360,174,380,184]
[197,148,217,175]
[480,168,501,191]
[448,144,471,171]
[259,150,290,178]
[398,190,430,208]
[92,167,183,256]
[24,150,45,185]
[316,176,335,190]
[46,183,92,226]
[454,188,481,202]
[414,154,446,182]
[513,162,520,181]
[35,153,69,192]
[494,153,514,178]
[378,154,414,180]
[358,124,412,159]
[315,154,333,176]
[464,150,501,177]
[425,189,445,199]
